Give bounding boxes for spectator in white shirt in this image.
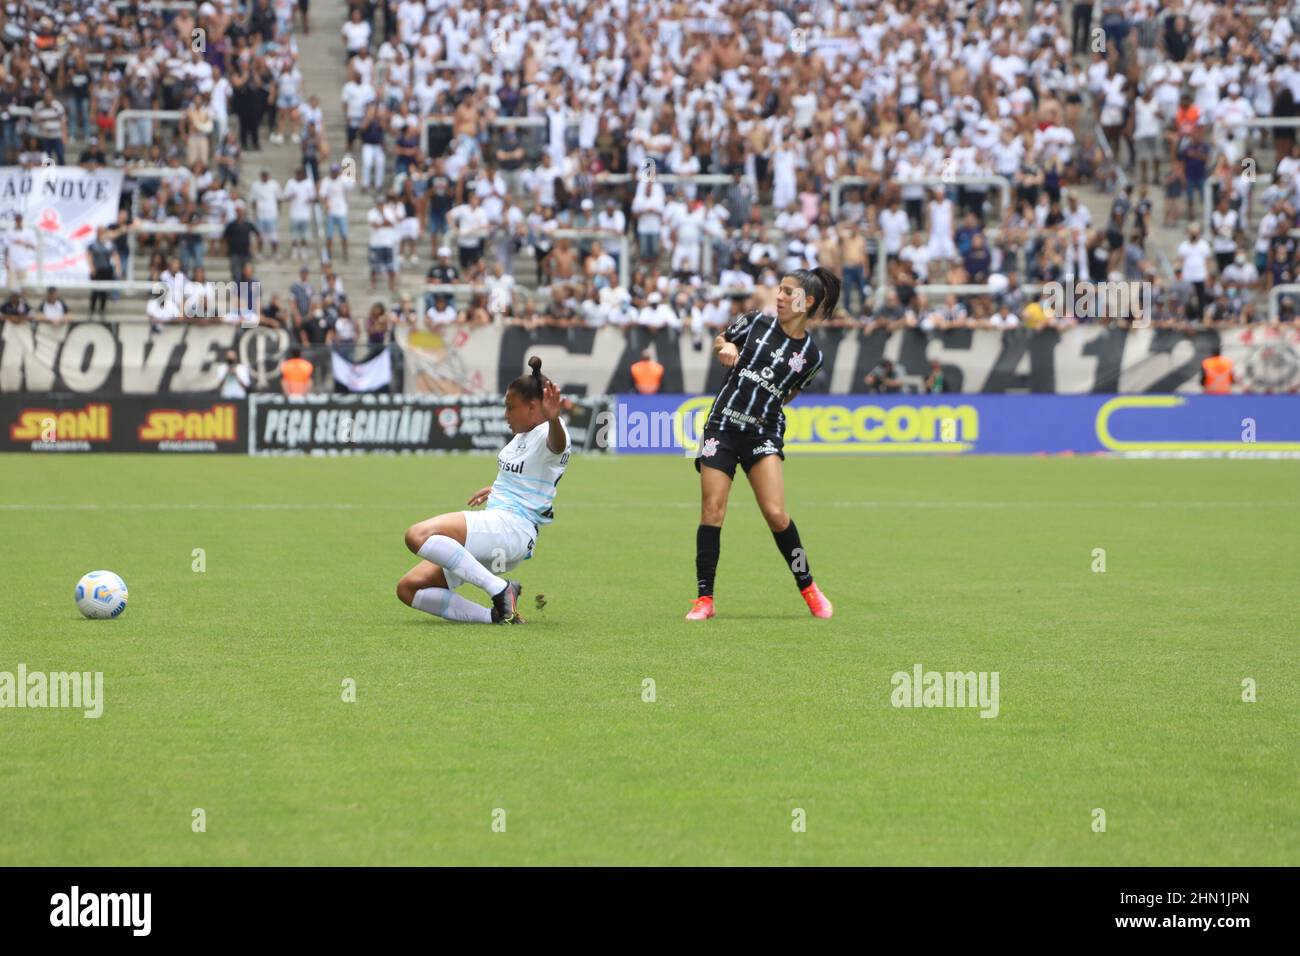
[450,193,491,270]
[637,292,680,330]
[250,169,282,259]
[341,68,376,151]
[40,287,69,324]
[632,177,667,263]
[219,349,253,398]
[1177,224,1214,317]
[1214,83,1256,167]
[1221,251,1260,292]
[879,199,911,256]
[1064,193,1092,232]
[319,164,355,263]
[987,306,1020,329]
[485,261,516,318]
[147,290,182,327]
[424,295,460,328]
[283,167,317,261]
[584,241,617,290]
[1210,195,1240,273]
[341,8,372,58]
[367,196,398,292]
[899,233,932,282]
[1133,86,1164,185]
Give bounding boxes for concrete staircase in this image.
[96,2,530,325]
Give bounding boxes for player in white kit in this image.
[397,358,570,624]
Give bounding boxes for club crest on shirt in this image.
[788,353,807,373]
[701,437,719,457]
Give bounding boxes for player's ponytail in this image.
[812,267,841,319]
[508,356,549,402]
[785,268,842,320]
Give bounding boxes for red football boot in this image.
[800,582,833,619]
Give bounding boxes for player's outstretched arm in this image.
[541,380,567,454]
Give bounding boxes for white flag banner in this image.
[331,346,394,393]
[0,166,124,283]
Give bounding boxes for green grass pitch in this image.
[1,453,1296,865]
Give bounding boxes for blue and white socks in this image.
[412,587,492,624]
[417,534,508,596]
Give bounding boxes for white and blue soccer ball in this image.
[75,570,129,620]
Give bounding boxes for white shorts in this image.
[399,217,420,241]
[926,236,957,260]
[671,243,701,271]
[443,508,536,590]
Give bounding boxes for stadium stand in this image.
[3,0,1300,376]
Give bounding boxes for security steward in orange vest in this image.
[631,349,664,395]
[281,346,315,395]
[1200,347,1234,395]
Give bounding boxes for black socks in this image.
[698,520,812,597]
[696,524,721,598]
[773,519,813,590]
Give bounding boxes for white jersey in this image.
[486,420,570,528]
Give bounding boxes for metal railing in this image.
[448,227,632,289]
[1202,172,1274,238]
[19,279,158,295]
[419,115,580,159]
[1268,282,1300,322]
[114,109,186,152]
[831,176,1012,222]
[596,173,736,186]
[1095,123,1127,195]
[125,165,196,281]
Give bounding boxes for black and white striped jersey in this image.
[704,310,823,437]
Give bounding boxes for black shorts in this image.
[693,429,784,478]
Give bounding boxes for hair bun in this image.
[528,356,543,375]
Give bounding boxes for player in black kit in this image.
[685,267,840,621]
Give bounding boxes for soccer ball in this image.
[75,570,129,620]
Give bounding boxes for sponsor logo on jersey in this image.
[738,365,785,399]
[498,457,526,474]
[720,407,759,426]
[760,366,775,381]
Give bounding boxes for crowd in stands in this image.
[4,0,1300,340]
